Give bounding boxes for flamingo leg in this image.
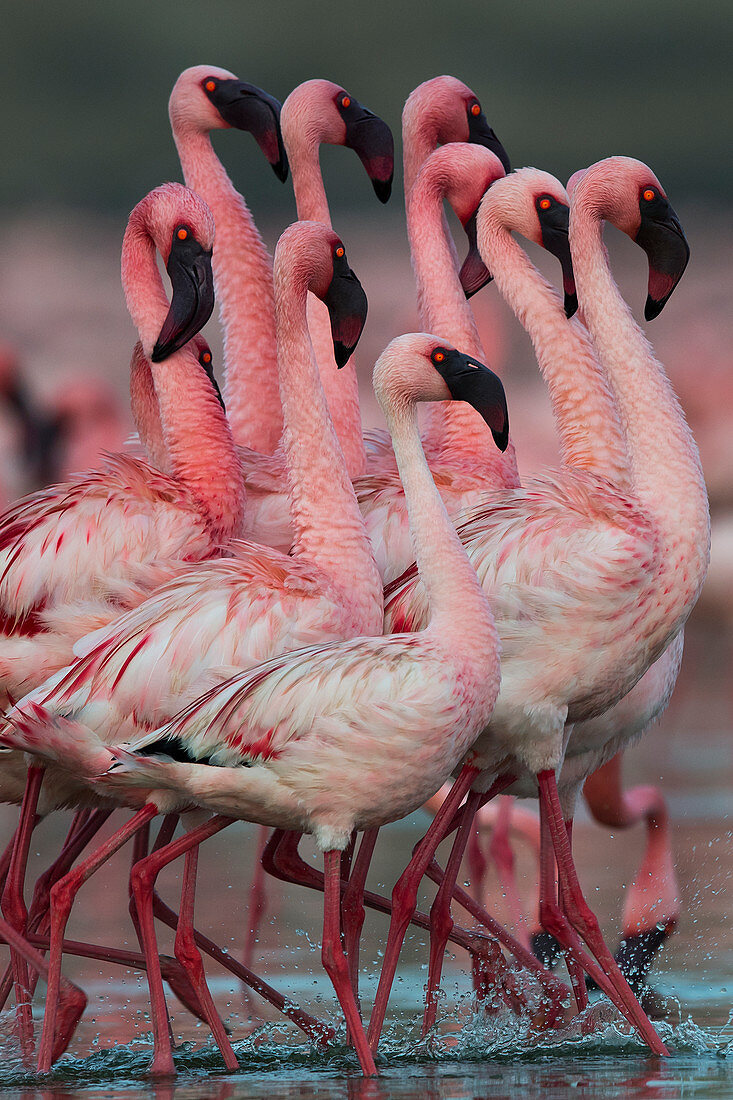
[321,849,377,1077]
[149,888,335,1046]
[342,827,379,1007]
[129,814,235,1077]
[557,820,588,1012]
[536,770,668,1056]
[422,789,482,1036]
[173,845,239,1070]
[366,764,478,1052]
[37,802,159,1073]
[0,914,87,1067]
[488,795,531,949]
[1,763,44,1062]
[465,821,488,906]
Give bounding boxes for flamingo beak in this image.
[152,236,215,363]
[321,252,368,368]
[342,101,394,203]
[467,110,511,174]
[537,202,578,318]
[459,209,493,299]
[433,348,509,451]
[195,342,225,411]
[205,79,289,182]
[635,204,690,320]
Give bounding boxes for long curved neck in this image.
[129,342,169,472]
[485,223,632,489]
[408,181,518,486]
[385,396,497,659]
[403,108,438,198]
[287,134,366,476]
[122,219,245,543]
[571,198,709,604]
[172,124,282,454]
[275,259,382,632]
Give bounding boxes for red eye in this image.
[434,351,445,363]
[202,352,211,364]
[643,188,655,201]
[177,227,188,240]
[341,95,351,109]
[335,246,345,258]
[205,80,216,93]
[539,197,551,211]
[470,103,481,117]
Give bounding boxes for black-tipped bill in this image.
[467,107,511,174]
[152,233,215,363]
[536,196,578,318]
[204,78,289,182]
[635,194,690,320]
[431,347,509,451]
[321,250,368,368]
[459,209,493,299]
[339,97,394,203]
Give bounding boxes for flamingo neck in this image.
[402,108,439,198]
[122,216,245,543]
[287,135,366,477]
[172,125,282,454]
[129,343,169,472]
[408,181,519,485]
[275,266,382,633]
[385,397,498,658]
[484,224,632,490]
[571,200,709,610]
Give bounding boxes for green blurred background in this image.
[4,0,731,218]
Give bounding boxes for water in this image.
[0,621,730,1098]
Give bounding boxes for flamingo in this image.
[0,182,243,1051]
[2,221,383,1073]
[369,158,706,1053]
[86,331,509,1078]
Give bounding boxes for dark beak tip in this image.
[150,341,169,364]
[493,426,510,452]
[272,159,289,183]
[645,295,664,321]
[333,341,353,369]
[371,176,393,204]
[564,291,579,319]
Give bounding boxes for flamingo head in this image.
[126,183,215,363]
[572,156,690,320]
[281,80,394,203]
[412,143,506,300]
[276,222,368,368]
[473,168,578,318]
[191,336,225,410]
[373,333,509,451]
[170,65,288,182]
[403,76,511,174]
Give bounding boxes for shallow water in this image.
[0,622,730,1098]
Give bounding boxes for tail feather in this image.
[0,703,113,776]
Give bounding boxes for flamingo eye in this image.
[470,102,481,117]
[335,246,345,259]
[202,351,212,364]
[643,188,656,202]
[176,226,189,241]
[539,197,552,211]
[204,80,216,93]
[341,95,351,109]
[433,350,446,363]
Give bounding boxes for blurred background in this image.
[0,0,731,1057]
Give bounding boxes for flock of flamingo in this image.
[0,66,708,1079]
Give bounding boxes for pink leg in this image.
[174,845,239,1070]
[466,825,488,906]
[129,814,235,1077]
[557,820,588,1012]
[322,850,377,1077]
[0,915,86,1067]
[489,795,531,948]
[37,803,159,1073]
[422,789,482,1036]
[241,824,270,974]
[342,828,379,1005]
[366,765,478,1052]
[536,770,668,1056]
[1,763,44,1062]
